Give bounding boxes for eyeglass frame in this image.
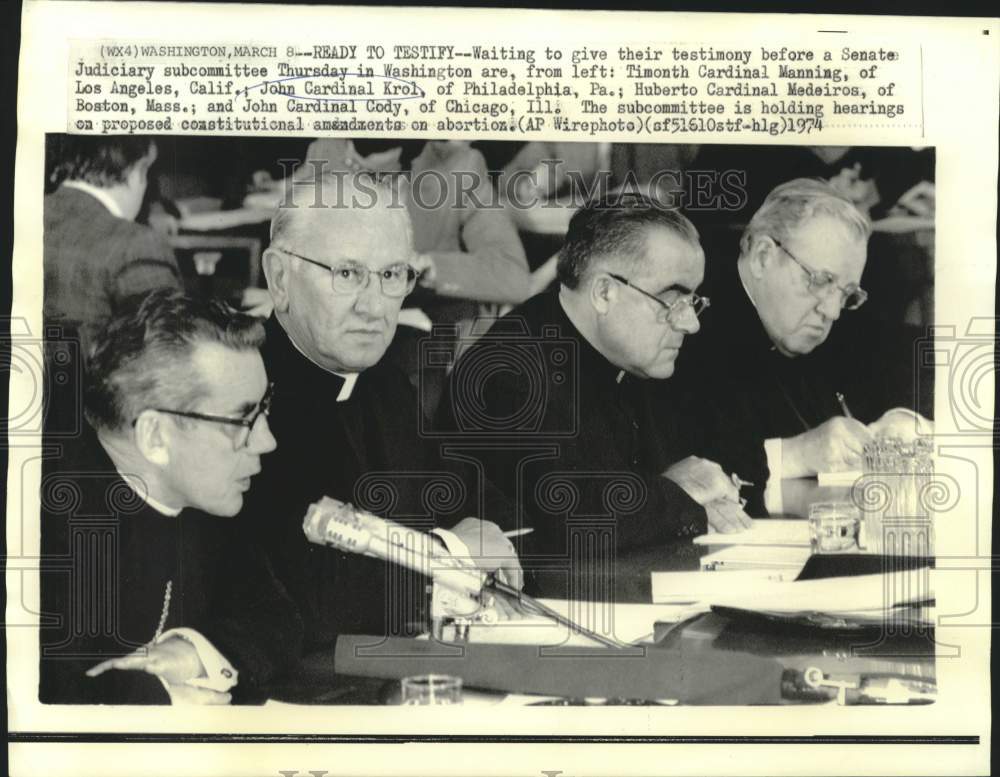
[135,382,274,450]
[606,272,710,325]
[768,235,868,311]
[274,246,418,298]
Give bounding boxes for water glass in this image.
[400,674,463,705]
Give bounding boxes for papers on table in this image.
[653,566,933,626]
[699,544,812,572]
[709,569,932,615]
[652,569,797,604]
[817,470,864,486]
[694,519,810,547]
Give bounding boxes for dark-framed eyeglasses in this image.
[275,246,418,298]
[607,273,710,325]
[137,382,274,450]
[769,236,868,311]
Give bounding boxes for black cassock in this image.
[245,318,511,653]
[669,258,933,514]
[38,424,303,704]
[436,291,707,597]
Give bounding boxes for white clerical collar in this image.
[117,470,183,517]
[284,326,359,401]
[62,180,125,219]
[335,372,358,401]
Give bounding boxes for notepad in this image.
[700,544,812,572]
[694,519,810,547]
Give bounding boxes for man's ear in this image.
[589,273,615,315]
[746,235,773,279]
[133,410,171,467]
[261,248,290,313]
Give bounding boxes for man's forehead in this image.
[786,214,868,273]
[190,343,267,404]
[288,205,412,263]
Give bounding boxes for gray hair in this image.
[269,172,413,249]
[740,177,872,256]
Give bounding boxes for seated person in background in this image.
[437,194,751,597]
[245,173,522,654]
[44,136,182,344]
[671,178,933,515]
[499,141,610,201]
[40,290,301,704]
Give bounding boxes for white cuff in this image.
[763,438,784,515]
[158,627,238,692]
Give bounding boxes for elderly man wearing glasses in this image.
[671,177,932,515]
[435,194,752,597]
[244,173,523,654]
[40,290,301,705]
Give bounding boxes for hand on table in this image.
[663,456,740,506]
[868,408,934,442]
[704,498,753,533]
[783,416,873,477]
[448,517,524,593]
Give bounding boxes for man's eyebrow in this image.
[655,283,694,296]
[230,400,259,417]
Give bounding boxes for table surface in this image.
[262,478,935,705]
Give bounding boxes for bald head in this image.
[263,174,416,373]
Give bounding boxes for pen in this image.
[503,527,535,538]
[835,392,854,419]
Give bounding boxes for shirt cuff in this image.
[763,438,784,516]
[158,627,238,692]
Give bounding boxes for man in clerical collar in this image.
[437,193,752,596]
[673,178,931,513]
[40,289,301,705]
[44,135,182,341]
[245,173,521,652]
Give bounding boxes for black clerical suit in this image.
[244,318,506,653]
[436,291,707,597]
[39,424,303,704]
[670,258,933,513]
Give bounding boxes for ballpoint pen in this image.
[835,392,854,419]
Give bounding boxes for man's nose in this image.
[353,273,387,318]
[248,416,278,454]
[672,305,701,334]
[816,289,843,322]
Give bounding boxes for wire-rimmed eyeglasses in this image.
[275,246,418,298]
[607,273,710,325]
[769,236,868,311]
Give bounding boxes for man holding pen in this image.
[672,178,933,514]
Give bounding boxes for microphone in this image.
[302,496,486,599]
